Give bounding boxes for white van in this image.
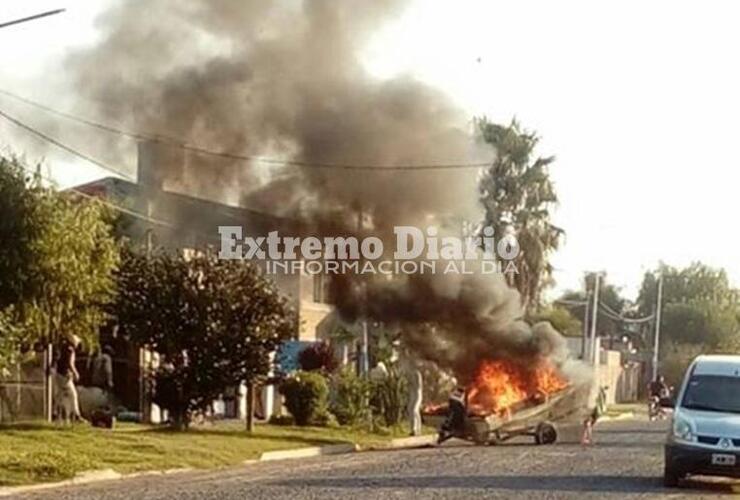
[664,354,740,487]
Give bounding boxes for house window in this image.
[312,274,333,304]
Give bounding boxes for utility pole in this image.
[0,9,65,30]
[589,273,601,365]
[580,289,591,360]
[356,207,369,375]
[652,274,663,381]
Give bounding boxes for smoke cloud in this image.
[67,0,584,387]
[331,268,577,384]
[66,0,483,226]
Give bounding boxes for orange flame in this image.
[467,359,568,416]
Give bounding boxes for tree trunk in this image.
[246,382,255,432]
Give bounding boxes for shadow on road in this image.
[271,474,738,495]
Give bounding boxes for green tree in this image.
[478,118,564,310]
[0,157,36,310]
[660,343,704,388]
[0,156,119,369]
[529,305,582,337]
[558,273,632,341]
[0,157,36,370]
[22,188,119,348]
[113,249,295,429]
[637,262,737,315]
[659,301,740,347]
[637,262,740,346]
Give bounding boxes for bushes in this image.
[151,367,190,429]
[370,368,408,427]
[298,342,338,373]
[280,371,329,426]
[280,364,411,429]
[330,368,371,426]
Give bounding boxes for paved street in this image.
[12,419,739,499]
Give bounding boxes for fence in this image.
[0,352,46,423]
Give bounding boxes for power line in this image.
[554,298,588,307]
[598,300,654,323]
[13,161,173,228]
[555,297,654,323]
[0,88,492,171]
[15,162,267,252]
[597,303,654,324]
[0,109,302,222]
[0,9,65,29]
[0,108,136,181]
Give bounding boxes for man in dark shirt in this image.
[649,375,669,399]
[648,375,670,421]
[438,387,467,444]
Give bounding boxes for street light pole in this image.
[0,9,65,30]
[652,274,663,381]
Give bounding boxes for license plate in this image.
[711,453,736,466]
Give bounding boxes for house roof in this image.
[71,176,300,237]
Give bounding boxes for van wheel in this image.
[663,465,682,487]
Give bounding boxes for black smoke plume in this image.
[66,0,586,386]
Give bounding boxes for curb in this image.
[599,411,635,423]
[382,434,436,449]
[0,470,121,498]
[258,443,358,461]
[0,467,195,497]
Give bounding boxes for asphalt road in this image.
[12,418,740,499]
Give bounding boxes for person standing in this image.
[54,335,83,423]
[581,385,607,445]
[91,345,114,392]
[399,348,423,437]
[438,387,467,444]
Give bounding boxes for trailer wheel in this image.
[487,431,502,445]
[534,422,557,445]
[472,432,489,446]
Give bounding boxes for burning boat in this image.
[423,358,588,445]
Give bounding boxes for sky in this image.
[1,0,739,300]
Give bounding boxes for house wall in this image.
[297,272,334,341]
[565,337,642,404]
[73,157,337,421]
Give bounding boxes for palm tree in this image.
[478,118,564,311]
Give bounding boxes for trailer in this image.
[422,385,588,446]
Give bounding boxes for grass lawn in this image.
[0,421,413,487]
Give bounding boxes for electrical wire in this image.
[0,109,300,222]
[14,161,173,228]
[0,88,492,171]
[0,108,135,181]
[598,302,654,324]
